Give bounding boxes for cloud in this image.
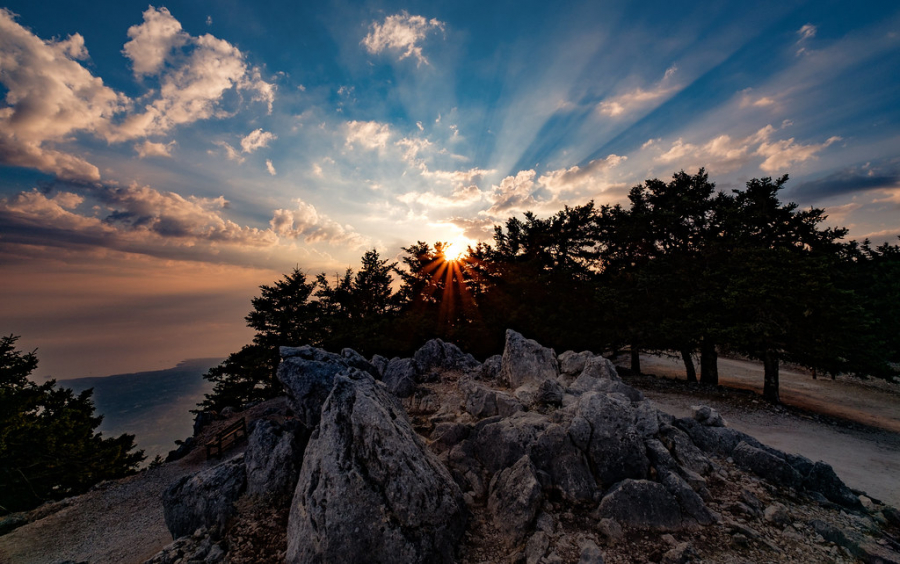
[421,167,494,186]
[397,184,484,209]
[792,162,900,199]
[442,216,498,241]
[651,124,841,174]
[483,170,538,217]
[345,120,392,150]
[739,88,780,109]
[0,7,274,181]
[265,159,276,176]
[0,9,127,180]
[538,154,627,195]
[796,23,817,56]
[240,128,277,153]
[270,201,367,248]
[115,8,276,140]
[215,141,245,163]
[754,127,841,173]
[361,11,445,65]
[597,66,679,117]
[135,140,176,158]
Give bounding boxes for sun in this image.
[446,236,476,261]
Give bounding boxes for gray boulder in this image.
[575,392,650,486]
[731,441,802,489]
[245,419,309,500]
[488,455,544,547]
[414,339,480,379]
[558,350,592,377]
[500,330,559,390]
[596,479,684,531]
[287,369,467,564]
[802,461,862,509]
[341,347,376,373]
[471,411,552,474]
[692,405,725,427]
[162,455,246,539]
[383,357,418,398]
[369,354,389,377]
[462,380,522,419]
[277,346,353,428]
[481,355,502,380]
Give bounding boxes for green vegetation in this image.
[202,169,900,410]
[0,335,145,515]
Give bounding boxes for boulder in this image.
[596,479,684,531]
[162,455,246,539]
[414,339,480,378]
[500,330,559,390]
[575,392,650,486]
[558,350,592,377]
[383,357,418,398]
[462,381,522,419]
[245,419,309,500]
[471,411,552,474]
[341,347,377,373]
[802,461,862,509]
[692,405,724,427]
[731,441,802,489]
[480,355,502,381]
[277,346,353,428]
[287,369,467,564]
[488,455,544,547]
[369,354,389,378]
[531,423,597,504]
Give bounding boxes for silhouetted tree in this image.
[0,336,144,514]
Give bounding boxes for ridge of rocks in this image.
[145,330,900,564]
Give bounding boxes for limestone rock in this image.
[414,338,480,379]
[500,330,559,390]
[575,392,650,486]
[383,357,418,398]
[488,455,544,547]
[245,419,309,500]
[369,354,389,378]
[277,346,354,428]
[287,369,466,564]
[597,479,684,531]
[731,441,802,489]
[162,455,246,539]
[802,461,862,509]
[481,354,502,381]
[692,405,725,427]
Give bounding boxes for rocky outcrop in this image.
[500,330,559,391]
[286,369,467,564]
[245,419,309,500]
[162,455,246,539]
[414,338,480,378]
[488,455,543,547]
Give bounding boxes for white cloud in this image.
[0,7,274,181]
[650,124,840,174]
[538,154,627,195]
[215,141,245,163]
[398,184,484,209]
[240,128,277,153]
[270,201,367,248]
[597,66,679,117]
[345,120,392,150]
[361,11,445,65]
[796,23,817,55]
[0,9,127,180]
[135,140,176,158]
[483,170,538,217]
[266,159,276,176]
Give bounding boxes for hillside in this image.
[60,359,220,461]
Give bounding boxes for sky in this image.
[1,0,899,380]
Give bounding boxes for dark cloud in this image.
[791,162,900,200]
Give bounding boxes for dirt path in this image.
[634,354,900,508]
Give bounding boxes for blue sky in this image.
[1,0,899,379]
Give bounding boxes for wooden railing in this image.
[205,417,247,460]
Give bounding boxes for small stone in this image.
[597,518,623,545]
[732,533,749,547]
[525,531,550,564]
[764,503,791,527]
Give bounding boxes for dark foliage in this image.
[0,336,145,514]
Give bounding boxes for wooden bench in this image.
[206,417,248,460]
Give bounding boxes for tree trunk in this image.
[700,337,718,385]
[681,348,697,383]
[631,347,641,374]
[763,349,780,403]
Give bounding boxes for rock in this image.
[558,350,592,377]
[383,357,418,398]
[524,531,549,564]
[658,425,714,476]
[287,369,466,564]
[731,441,802,489]
[596,479,684,531]
[808,519,849,547]
[536,378,564,406]
[193,411,216,437]
[430,422,470,453]
[165,436,195,462]
[245,419,309,500]
[500,330,559,390]
[691,405,724,427]
[341,347,376,373]
[577,539,605,564]
[659,470,717,526]
[576,392,650,486]
[763,503,791,527]
[277,346,353,428]
[634,401,660,437]
[532,423,598,504]
[162,455,246,539]
[481,355,502,380]
[597,518,623,545]
[414,338,480,378]
[370,354,389,378]
[219,406,237,417]
[471,411,551,474]
[661,542,696,564]
[802,461,862,509]
[488,455,544,547]
[883,506,900,527]
[674,418,751,456]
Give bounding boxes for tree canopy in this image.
[0,335,144,514]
